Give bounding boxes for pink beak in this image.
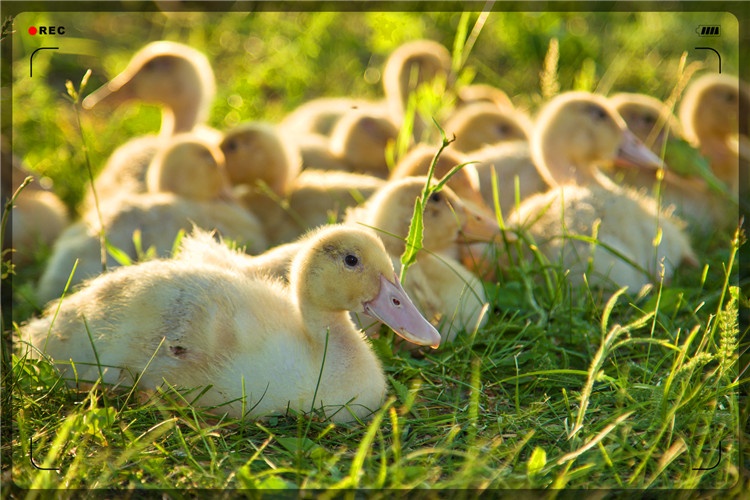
[614,129,666,170]
[363,273,442,349]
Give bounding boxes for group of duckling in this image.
[14,38,747,423]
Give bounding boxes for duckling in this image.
[21,225,441,423]
[81,41,219,210]
[2,141,70,265]
[36,134,266,304]
[443,102,532,153]
[610,92,732,233]
[383,39,453,142]
[506,92,697,293]
[346,177,499,343]
[220,122,302,195]
[678,73,750,195]
[328,108,400,178]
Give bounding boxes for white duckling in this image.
[346,177,499,343]
[81,41,219,210]
[678,73,749,196]
[443,102,532,153]
[506,92,697,293]
[22,225,441,423]
[36,134,266,304]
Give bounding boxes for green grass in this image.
[3,7,747,493]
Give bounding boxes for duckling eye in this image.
[429,192,442,203]
[723,91,737,103]
[344,254,359,267]
[587,105,608,121]
[224,139,238,153]
[495,123,511,136]
[643,114,656,126]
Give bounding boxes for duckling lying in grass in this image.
[506,92,697,293]
[21,225,440,423]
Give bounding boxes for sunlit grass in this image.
[4,8,746,493]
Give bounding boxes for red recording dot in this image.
[28,26,37,35]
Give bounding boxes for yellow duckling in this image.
[82,41,219,210]
[346,177,499,343]
[220,121,302,195]
[383,39,453,142]
[444,102,532,153]
[610,92,733,234]
[506,92,697,293]
[328,108,400,178]
[36,134,266,304]
[678,73,749,195]
[22,225,441,423]
[3,140,70,265]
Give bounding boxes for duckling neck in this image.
[297,304,363,351]
[159,105,201,137]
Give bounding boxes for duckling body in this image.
[36,135,266,304]
[506,92,696,292]
[23,225,440,422]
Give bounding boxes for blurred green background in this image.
[8,8,741,211]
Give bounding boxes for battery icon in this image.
[696,25,720,36]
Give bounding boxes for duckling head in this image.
[220,122,302,196]
[360,177,498,256]
[292,225,442,348]
[390,144,486,208]
[83,41,215,134]
[679,73,748,144]
[328,110,400,177]
[532,92,664,187]
[610,92,682,153]
[445,102,531,152]
[146,134,231,201]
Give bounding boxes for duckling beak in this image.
[82,73,137,110]
[614,129,666,170]
[363,273,442,349]
[456,200,502,243]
